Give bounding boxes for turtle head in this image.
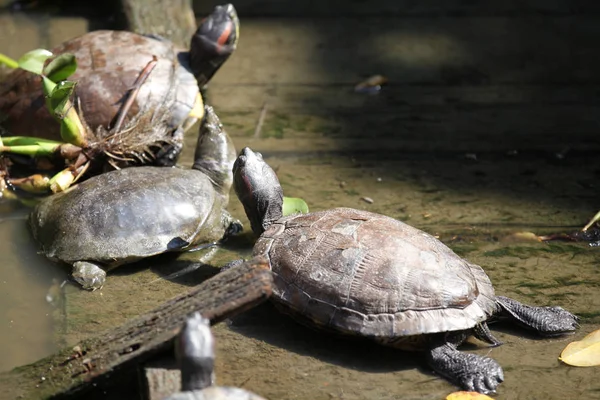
[175,312,216,391]
[233,147,284,236]
[192,105,236,199]
[189,3,239,86]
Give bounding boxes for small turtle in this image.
[0,4,239,171]
[28,106,241,290]
[166,312,266,400]
[227,147,579,394]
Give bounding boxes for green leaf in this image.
[17,49,53,75]
[283,196,309,216]
[42,76,57,98]
[48,81,77,118]
[44,53,77,82]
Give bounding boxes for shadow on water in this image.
[1,0,124,30]
[197,0,600,219]
[227,301,423,375]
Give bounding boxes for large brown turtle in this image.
[0,4,239,190]
[28,106,241,290]
[165,312,267,400]
[226,147,579,395]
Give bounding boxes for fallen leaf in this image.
[354,74,387,94]
[446,391,494,400]
[501,231,542,243]
[559,328,600,367]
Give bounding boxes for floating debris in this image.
[361,196,374,204]
[354,74,387,94]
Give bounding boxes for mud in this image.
[1,2,600,399]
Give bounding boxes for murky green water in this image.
[1,3,600,399]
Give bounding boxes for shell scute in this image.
[262,207,497,338]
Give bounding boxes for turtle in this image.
[166,312,267,400]
[226,147,579,395]
[28,105,242,291]
[0,4,239,189]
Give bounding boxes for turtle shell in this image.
[254,207,497,345]
[0,30,199,157]
[29,166,228,267]
[166,386,266,400]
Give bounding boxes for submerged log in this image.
[1,258,272,400]
[121,0,197,48]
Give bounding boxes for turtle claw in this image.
[220,258,245,273]
[454,355,504,394]
[72,261,106,291]
[427,342,504,394]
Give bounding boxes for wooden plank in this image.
[1,258,272,400]
[195,0,600,17]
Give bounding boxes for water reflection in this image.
[0,201,68,372]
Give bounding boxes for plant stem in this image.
[0,53,19,69]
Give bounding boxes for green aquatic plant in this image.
[282,196,309,216]
[0,48,88,195]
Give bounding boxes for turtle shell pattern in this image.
[1,30,198,144]
[29,166,227,267]
[253,207,497,346]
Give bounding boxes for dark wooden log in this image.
[1,258,272,400]
[120,0,197,48]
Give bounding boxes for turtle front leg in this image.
[495,296,578,336]
[71,261,106,291]
[220,258,245,272]
[426,332,504,394]
[154,127,184,167]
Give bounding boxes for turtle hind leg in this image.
[426,332,504,395]
[71,261,106,291]
[495,296,579,336]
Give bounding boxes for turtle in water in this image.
[28,106,241,290]
[166,312,266,400]
[0,4,239,193]
[226,147,579,394]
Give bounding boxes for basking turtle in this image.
[28,106,241,290]
[228,147,579,394]
[0,4,239,180]
[166,312,266,400]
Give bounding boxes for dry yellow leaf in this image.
[559,328,600,367]
[500,231,542,243]
[446,391,494,400]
